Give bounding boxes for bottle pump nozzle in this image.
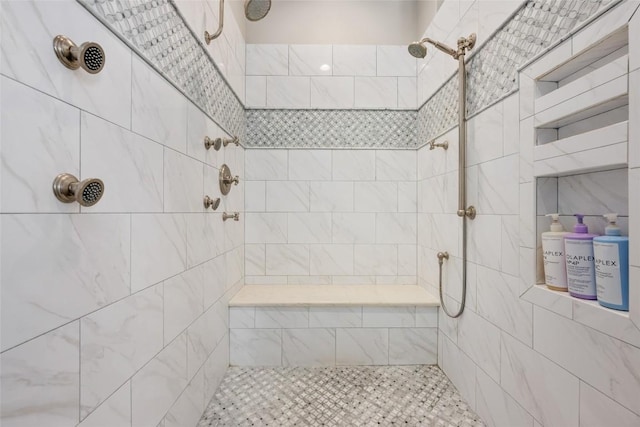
[573,214,588,233]
[603,213,621,236]
[545,213,564,232]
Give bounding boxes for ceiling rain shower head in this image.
[245,0,271,21]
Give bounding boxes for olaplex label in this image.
[594,241,622,305]
[542,235,567,288]
[565,239,596,296]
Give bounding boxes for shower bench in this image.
[229,285,440,367]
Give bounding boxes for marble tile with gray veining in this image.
[164,370,204,427]
[477,266,533,346]
[475,368,533,427]
[265,181,310,212]
[354,245,398,276]
[1,214,130,351]
[534,307,640,416]
[501,332,579,427]
[230,329,282,366]
[0,0,132,128]
[81,112,163,213]
[310,182,355,212]
[354,182,398,213]
[362,307,415,328]
[332,150,376,181]
[254,307,309,329]
[287,213,332,244]
[310,244,355,276]
[310,77,355,109]
[131,214,187,292]
[246,44,288,76]
[332,213,376,244]
[131,333,189,427]
[282,328,336,366]
[389,328,437,365]
[265,244,310,275]
[164,267,204,343]
[1,322,79,427]
[0,76,80,214]
[132,56,187,153]
[289,45,332,76]
[336,328,389,366]
[80,286,163,418]
[376,213,417,244]
[309,307,363,328]
[78,382,131,427]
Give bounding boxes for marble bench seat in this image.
[229,285,440,367]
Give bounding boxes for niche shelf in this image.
[518,0,640,345]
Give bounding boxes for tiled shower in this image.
[1,0,640,426]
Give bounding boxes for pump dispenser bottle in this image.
[542,213,570,291]
[593,214,629,311]
[564,214,598,299]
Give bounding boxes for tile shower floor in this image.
[198,365,484,426]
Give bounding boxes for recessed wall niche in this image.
[519,0,640,348]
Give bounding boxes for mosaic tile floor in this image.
[198,365,484,426]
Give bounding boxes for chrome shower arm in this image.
[418,37,458,58]
[205,0,225,44]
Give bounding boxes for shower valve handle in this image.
[223,136,240,147]
[224,175,239,186]
[457,206,476,219]
[223,212,239,221]
[204,136,222,151]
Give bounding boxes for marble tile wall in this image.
[0,1,244,426]
[244,148,418,285]
[246,44,417,110]
[417,2,640,427]
[229,306,438,366]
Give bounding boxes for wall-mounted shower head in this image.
[408,34,476,60]
[53,35,105,74]
[245,0,271,21]
[53,173,105,207]
[408,41,427,59]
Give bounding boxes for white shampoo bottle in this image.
[542,213,570,291]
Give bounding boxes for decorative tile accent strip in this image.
[418,0,614,146]
[245,109,417,149]
[78,0,613,149]
[77,0,245,140]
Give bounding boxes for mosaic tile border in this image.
[246,109,417,149]
[78,0,616,149]
[77,0,245,141]
[418,0,616,146]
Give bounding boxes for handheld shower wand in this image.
[409,33,477,319]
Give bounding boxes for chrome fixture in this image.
[429,139,448,151]
[245,0,271,21]
[222,212,239,221]
[203,195,221,210]
[205,0,271,44]
[410,33,477,319]
[408,34,476,60]
[223,136,240,147]
[204,136,222,151]
[219,164,239,195]
[52,173,104,207]
[53,35,105,74]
